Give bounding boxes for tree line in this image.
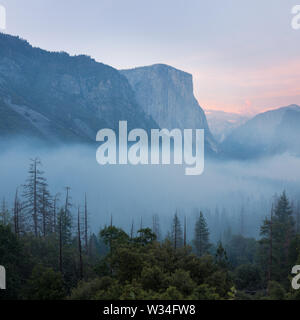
[1,159,300,300]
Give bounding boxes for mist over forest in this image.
[0,29,300,301]
[1,139,299,243]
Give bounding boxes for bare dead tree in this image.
[140,216,143,230]
[130,219,134,240]
[65,187,71,218]
[13,188,20,237]
[62,186,72,244]
[58,208,63,273]
[77,206,83,280]
[22,158,47,237]
[41,184,52,237]
[53,193,60,233]
[184,215,187,247]
[84,193,88,253]
[152,214,161,241]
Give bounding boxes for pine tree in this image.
[22,158,48,237]
[171,211,183,249]
[260,191,295,283]
[57,188,73,274]
[0,197,10,226]
[130,219,135,240]
[215,241,228,268]
[260,214,272,280]
[273,192,294,280]
[13,188,20,236]
[58,206,72,246]
[88,233,101,262]
[193,211,211,256]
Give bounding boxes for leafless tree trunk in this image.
[84,193,88,253]
[23,158,47,237]
[14,188,20,237]
[130,219,134,240]
[78,207,83,280]
[65,187,71,217]
[184,215,187,247]
[53,194,59,233]
[59,209,63,273]
[152,214,160,241]
[42,188,46,237]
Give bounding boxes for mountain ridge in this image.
[221,104,300,159]
[0,33,159,145]
[0,33,217,156]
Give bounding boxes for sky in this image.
[1,0,300,115]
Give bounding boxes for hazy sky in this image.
[1,0,300,114]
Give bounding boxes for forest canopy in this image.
[0,159,300,300]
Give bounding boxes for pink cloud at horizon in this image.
[192,59,300,116]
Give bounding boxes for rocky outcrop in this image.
[0,34,217,155]
[0,33,158,144]
[120,64,217,154]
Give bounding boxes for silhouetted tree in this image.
[0,197,10,225]
[260,192,295,284]
[84,193,88,253]
[194,211,211,256]
[171,211,183,249]
[77,207,83,280]
[152,214,161,241]
[13,188,20,236]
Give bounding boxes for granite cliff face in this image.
[0,33,157,144]
[120,64,217,153]
[0,34,217,155]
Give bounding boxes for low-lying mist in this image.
[1,140,300,242]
